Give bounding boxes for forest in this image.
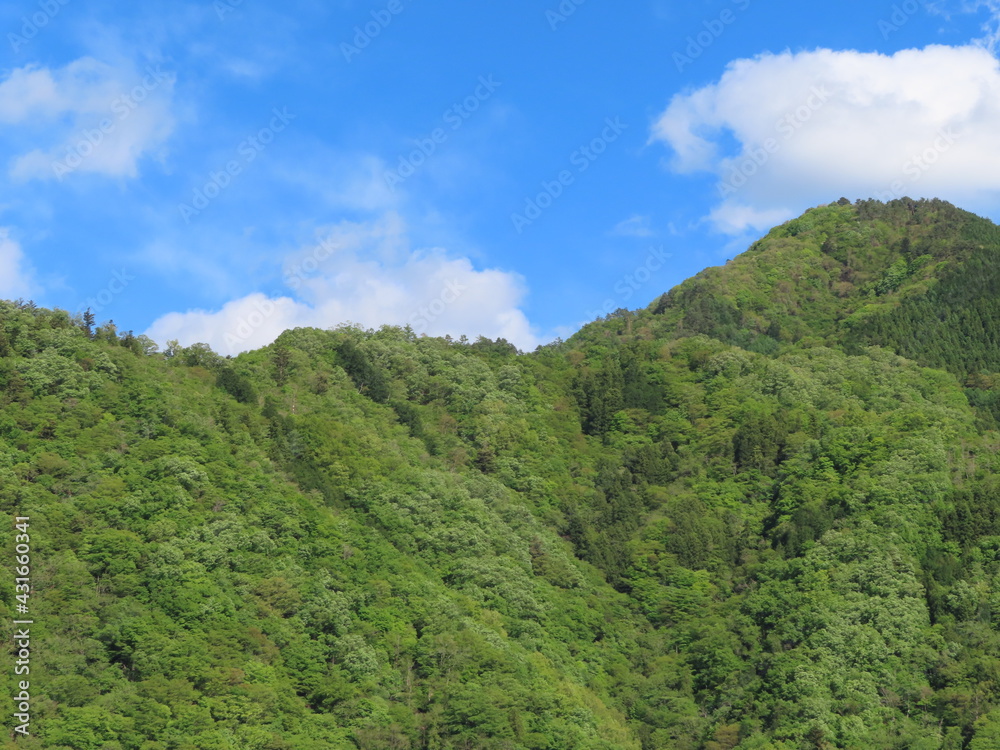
[4,197,1000,748]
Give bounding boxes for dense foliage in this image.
[4,198,1000,748]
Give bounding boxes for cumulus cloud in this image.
[145,213,542,355]
[144,294,305,355]
[0,229,34,299]
[652,45,1000,233]
[0,57,175,181]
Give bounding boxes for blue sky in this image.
[2,0,1000,353]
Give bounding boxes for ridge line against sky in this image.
[1,0,1000,354]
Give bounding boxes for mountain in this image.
[648,198,1000,374]
[4,198,1000,749]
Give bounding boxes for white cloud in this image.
[0,66,63,123]
[0,229,34,299]
[652,45,1000,232]
[0,57,175,181]
[144,294,305,355]
[145,213,542,355]
[707,204,795,235]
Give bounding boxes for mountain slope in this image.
[4,198,1000,748]
[0,312,657,749]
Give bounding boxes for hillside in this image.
[5,198,1000,749]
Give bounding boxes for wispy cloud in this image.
[610,215,654,238]
[0,57,175,182]
[928,1,1000,52]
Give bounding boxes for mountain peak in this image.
[624,198,1000,374]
